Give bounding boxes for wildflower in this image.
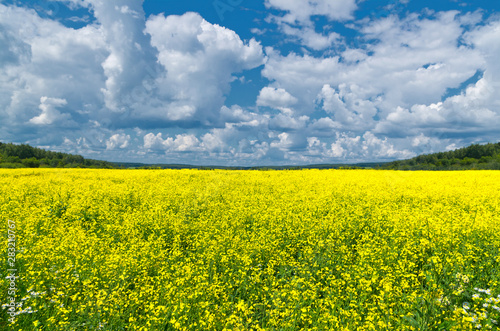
[2,167,499,329]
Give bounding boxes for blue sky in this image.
[0,0,499,165]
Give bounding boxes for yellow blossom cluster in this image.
[1,169,499,330]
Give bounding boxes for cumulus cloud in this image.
[270,132,294,150]
[464,19,500,109]
[267,131,308,161]
[0,2,264,143]
[0,1,499,165]
[326,132,413,160]
[308,117,342,135]
[29,97,70,125]
[373,75,500,141]
[278,24,342,51]
[0,3,107,140]
[0,26,31,67]
[144,12,264,123]
[143,133,201,152]
[316,84,378,131]
[264,0,356,50]
[264,0,357,24]
[263,11,499,142]
[262,49,342,113]
[265,12,485,115]
[219,105,256,123]
[56,0,160,113]
[269,114,309,131]
[106,133,130,150]
[257,87,298,111]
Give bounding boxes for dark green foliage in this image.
[382,142,500,170]
[0,142,116,169]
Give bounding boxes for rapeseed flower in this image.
[0,169,499,330]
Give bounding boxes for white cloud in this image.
[220,105,255,123]
[375,76,500,138]
[265,11,486,114]
[106,133,130,150]
[263,10,499,142]
[306,137,327,156]
[329,140,345,158]
[257,87,298,110]
[56,0,159,113]
[265,0,357,24]
[308,117,342,134]
[269,114,309,131]
[412,133,432,147]
[264,0,356,50]
[143,133,201,152]
[0,3,107,137]
[1,1,499,165]
[409,133,452,155]
[279,24,342,51]
[262,48,341,113]
[0,3,265,145]
[29,97,70,125]
[361,132,404,159]
[270,132,293,150]
[326,132,413,160]
[0,25,31,67]
[201,132,225,152]
[200,124,242,153]
[144,12,265,123]
[316,83,378,131]
[143,132,165,150]
[165,134,200,152]
[385,103,445,126]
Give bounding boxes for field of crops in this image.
[1,169,500,330]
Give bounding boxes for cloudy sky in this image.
[1,0,499,165]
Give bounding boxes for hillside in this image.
[0,142,116,168]
[382,142,500,170]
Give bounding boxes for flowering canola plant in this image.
[1,169,499,330]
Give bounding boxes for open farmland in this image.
[1,169,500,330]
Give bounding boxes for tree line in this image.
[0,142,116,168]
[382,142,500,170]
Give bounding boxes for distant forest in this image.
[382,142,500,170]
[1,141,499,170]
[0,142,115,168]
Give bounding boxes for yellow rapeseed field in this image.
[1,169,500,330]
